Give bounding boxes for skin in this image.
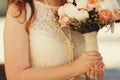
[4,0,105,80]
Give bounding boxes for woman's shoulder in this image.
[5,3,27,32]
[7,4,18,16]
[7,3,27,24]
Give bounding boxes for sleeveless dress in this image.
[28,1,88,80]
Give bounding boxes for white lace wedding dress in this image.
[28,1,88,80]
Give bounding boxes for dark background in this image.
[0,0,6,16]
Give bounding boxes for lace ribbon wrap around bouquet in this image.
[58,0,120,54]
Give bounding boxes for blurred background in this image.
[0,0,120,80]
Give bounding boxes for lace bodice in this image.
[29,0,86,68]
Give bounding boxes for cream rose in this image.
[75,10,89,21]
[67,0,73,3]
[99,0,113,11]
[58,6,64,16]
[63,3,78,18]
[76,0,88,9]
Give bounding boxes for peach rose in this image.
[111,10,120,21]
[87,0,99,11]
[59,14,69,27]
[99,9,111,22]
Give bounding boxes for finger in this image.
[86,51,100,56]
[87,63,94,77]
[94,62,103,78]
[89,56,103,61]
[103,66,106,72]
[95,63,99,80]
[98,57,103,61]
[98,63,103,78]
[98,63,105,78]
[99,67,104,78]
[87,67,91,77]
[98,60,104,63]
[99,69,104,78]
[90,65,95,79]
[102,66,106,76]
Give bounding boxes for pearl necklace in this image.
[44,0,75,80]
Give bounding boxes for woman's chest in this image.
[28,2,86,66]
[29,23,86,67]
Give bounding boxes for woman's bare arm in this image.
[4,4,76,80]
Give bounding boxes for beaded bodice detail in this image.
[29,1,86,67]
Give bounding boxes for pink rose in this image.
[87,0,99,11]
[59,14,69,27]
[111,10,120,21]
[99,10,111,22]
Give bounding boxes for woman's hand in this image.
[71,51,102,76]
[86,57,106,80]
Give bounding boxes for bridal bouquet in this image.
[58,0,120,79]
[58,0,120,53]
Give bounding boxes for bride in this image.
[4,0,105,80]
